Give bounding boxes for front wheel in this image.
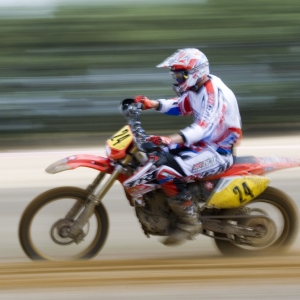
[214,186,299,256]
[19,187,109,261]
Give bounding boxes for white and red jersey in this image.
[157,74,242,153]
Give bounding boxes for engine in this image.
[135,180,219,237]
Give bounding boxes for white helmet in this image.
[157,48,210,96]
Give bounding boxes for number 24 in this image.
[233,182,254,203]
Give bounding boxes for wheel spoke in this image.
[19,187,108,261]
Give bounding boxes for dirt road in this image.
[1,254,300,289]
[1,254,300,300]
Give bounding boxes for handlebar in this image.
[119,99,149,150]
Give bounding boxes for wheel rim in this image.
[26,196,103,260]
[228,198,290,251]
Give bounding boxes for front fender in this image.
[46,154,112,174]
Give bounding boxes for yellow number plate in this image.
[107,125,133,151]
[206,176,270,209]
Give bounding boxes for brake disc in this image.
[50,219,90,245]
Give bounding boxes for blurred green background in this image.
[0,0,299,148]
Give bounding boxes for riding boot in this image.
[163,190,202,246]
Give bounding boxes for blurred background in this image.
[0,2,300,298]
[0,0,299,149]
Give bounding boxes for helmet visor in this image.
[170,70,188,84]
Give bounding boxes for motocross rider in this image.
[134,48,242,246]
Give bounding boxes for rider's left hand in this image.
[147,135,173,146]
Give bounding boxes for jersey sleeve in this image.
[157,94,193,116]
[156,97,182,116]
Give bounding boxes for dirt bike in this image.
[19,99,300,261]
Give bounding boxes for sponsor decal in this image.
[207,92,215,105]
[198,161,231,178]
[202,93,215,120]
[192,157,217,173]
[124,171,156,188]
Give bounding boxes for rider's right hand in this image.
[134,95,155,110]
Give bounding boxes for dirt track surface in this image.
[1,254,300,290]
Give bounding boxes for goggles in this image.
[170,70,189,84]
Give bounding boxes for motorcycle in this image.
[19,99,300,261]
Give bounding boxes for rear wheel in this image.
[214,186,299,256]
[19,187,109,261]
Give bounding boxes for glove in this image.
[134,95,154,110]
[147,135,173,146]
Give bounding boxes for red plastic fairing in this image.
[202,163,262,181]
[194,156,300,181]
[46,154,112,174]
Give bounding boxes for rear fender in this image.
[203,155,300,180]
[256,156,300,174]
[46,154,112,174]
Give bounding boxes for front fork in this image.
[68,147,138,240]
